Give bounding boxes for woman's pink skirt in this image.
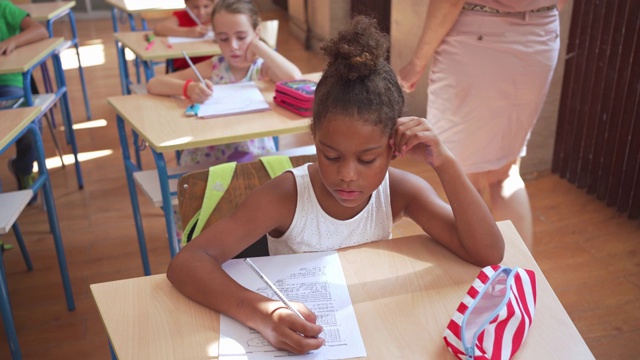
[428,8,560,173]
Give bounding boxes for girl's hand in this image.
[256,301,325,354]
[390,116,454,168]
[187,80,214,103]
[191,25,211,38]
[244,36,263,64]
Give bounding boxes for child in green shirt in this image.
[0,0,48,203]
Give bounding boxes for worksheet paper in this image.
[197,82,270,118]
[219,251,367,360]
[167,30,215,44]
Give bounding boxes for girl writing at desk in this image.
[147,0,301,166]
[167,16,504,355]
[153,0,216,71]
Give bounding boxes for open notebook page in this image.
[196,82,271,119]
[167,30,215,44]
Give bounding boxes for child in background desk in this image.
[147,0,301,166]
[0,1,48,204]
[153,0,216,71]
[167,16,505,355]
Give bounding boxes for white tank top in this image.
[267,163,393,255]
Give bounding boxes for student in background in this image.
[147,0,301,166]
[0,0,49,204]
[153,0,216,71]
[167,16,504,355]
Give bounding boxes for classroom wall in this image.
[389,0,575,174]
[286,0,350,51]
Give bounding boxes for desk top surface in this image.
[0,37,63,74]
[114,31,221,60]
[113,20,277,60]
[16,1,76,21]
[107,72,321,152]
[91,221,594,360]
[0,107,40,150]
[106,0,185,13]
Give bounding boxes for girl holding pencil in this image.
[147,0,302,166]
[166,16,504,355]
[153,0,216,71]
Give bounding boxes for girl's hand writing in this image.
[390,116,454,168]
[187,80,214,103]
[255,300,325,354]
[190,25,211,38]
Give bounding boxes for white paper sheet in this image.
[196,82,270,118]
[219,251,367,360]
[167,30,215,44]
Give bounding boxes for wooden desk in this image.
[108,73,320,274]
[114,20,278,95]
[91,221,594,360]
[107,0,185,32]
[0,37,84,189]
[0,107,75,360]
[16,0,92,119]
[113,30,220,94]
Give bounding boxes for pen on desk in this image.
[244,258,305,321]
[182,50,206,85]
[185,6,203,26]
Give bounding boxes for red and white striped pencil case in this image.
[443,265,537,360]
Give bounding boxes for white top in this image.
[267,163,393,255]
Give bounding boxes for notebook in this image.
[168,30,215,44]
[197,82,271,119]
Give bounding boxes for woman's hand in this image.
[397,59,426,93]
[390,116,454,168]
[255,300,325,354]
[187,79,214,103]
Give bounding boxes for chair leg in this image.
[0,254,23,360]
[43,114,66,169]
[11,224,33,272]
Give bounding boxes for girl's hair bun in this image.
[321,16,389,80]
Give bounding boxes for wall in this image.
[287,0,350,51]
[389,1,575,174]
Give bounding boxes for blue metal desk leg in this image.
[110,340,117,359]
[0,252,22,360]
[116,115,152,276]
[30,125,75,311]
[51,53,84,190]
[66,11,92,120]
[152,150,180,258]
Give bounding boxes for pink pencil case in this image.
[274,79,317,116]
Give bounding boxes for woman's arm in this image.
[146,59,214,103]
[248,38,302,82]
[397,0,465,92]
[0,16,48,56]
[166,175,324,354]
[390,117,504,266]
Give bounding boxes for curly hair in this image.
[311,16,404,136]
[211,0,260,30]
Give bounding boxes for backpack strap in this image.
[259,155,294,178]
[182,156,295,246]
[182,162,237,245]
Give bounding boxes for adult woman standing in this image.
[398,0,567,249]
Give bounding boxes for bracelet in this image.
[183,79,193,99]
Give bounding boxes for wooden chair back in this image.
[177,154,316,247]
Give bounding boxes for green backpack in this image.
[181,155,295,258]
